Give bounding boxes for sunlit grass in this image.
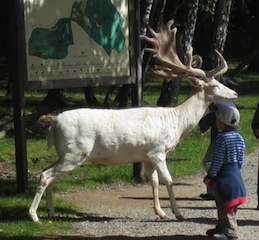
[0,194,73,237]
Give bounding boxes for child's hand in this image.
[203,176,214,186]
[203,176,210,185]
[254,129,259,137]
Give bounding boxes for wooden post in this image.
[10,0,28,193]
[257,155,259,210]
[131,0,143,183]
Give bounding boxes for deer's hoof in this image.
[29,211,41,223]
[176,214,185,221]
[160,214,170,220]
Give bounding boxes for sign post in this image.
[11,0,142,192]
[10,0,28,193]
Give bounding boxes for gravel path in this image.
[57,148,259,240]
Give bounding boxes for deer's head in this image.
[141,20,238,102]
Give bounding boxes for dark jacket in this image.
[252,102,259,139]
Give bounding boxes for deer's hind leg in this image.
[29,161,63,222]
[29,152,86,222]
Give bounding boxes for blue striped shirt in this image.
[208,130,245,178]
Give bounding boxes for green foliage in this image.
[199,0,216,16]
[0,138,15,162]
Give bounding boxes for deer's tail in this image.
[47,124,55,150]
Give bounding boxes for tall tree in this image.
[243,0,259,73]
[209,0,233,69]
[221,0,259,76]
[140,0,154,36]
[156,0,182,107]
[141,0,167,74]
[157,0,200,107]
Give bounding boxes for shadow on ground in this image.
[0,235,211,240]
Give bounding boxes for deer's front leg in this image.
[144,162,168,219]
[152,154,184,221]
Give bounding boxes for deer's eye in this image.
[212,84,220,89]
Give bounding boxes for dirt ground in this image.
[58,173,207,215]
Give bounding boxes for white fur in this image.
[29,78,237,222]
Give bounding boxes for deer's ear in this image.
[188,77,204,89]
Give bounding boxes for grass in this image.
[0,71,259,238]
[0,193,73,237]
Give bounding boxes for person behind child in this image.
[251,102,259,209]
[199,77,239,200]
[252,102,259,138]
[204,105,246,240]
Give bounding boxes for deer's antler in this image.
[141,20,228,80]
[204,50,228,78]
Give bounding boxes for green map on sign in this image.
[29,0,125,59]
[29,18,73,59]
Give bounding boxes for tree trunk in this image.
[141,0,166,75]
[182,0,199,53]
[83,87,100,107]
[209,0,233,69]
[157,0,199,107]
[43,89,67,107]
[245,0,259,73]
[157,79,181,107]
[156,0,181,107]
[104,85,130,109]
[140,0,154,36]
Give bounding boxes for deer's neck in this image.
[175,90,210,138]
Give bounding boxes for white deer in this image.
[29,20,238,222]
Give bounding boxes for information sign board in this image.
[23,0,138,88]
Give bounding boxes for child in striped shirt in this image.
[203,105,246,240]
